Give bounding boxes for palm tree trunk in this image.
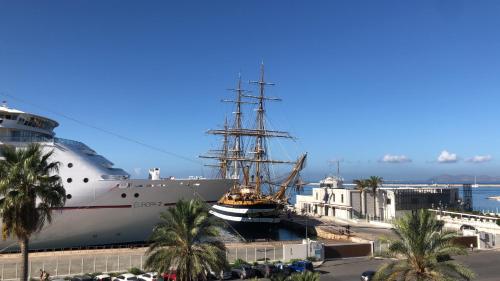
[373,191,377,220]
[19,237,29,281]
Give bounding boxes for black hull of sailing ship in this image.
[210,202,282,224]
[210,202,284,240]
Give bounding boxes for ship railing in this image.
[55,138,97,154]
[0,136,55,144]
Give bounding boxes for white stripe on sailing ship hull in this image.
[209,210,280,223]
[212,204,277,214]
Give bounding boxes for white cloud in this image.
[437,150,458,163]
[381,154,412,163]
[466,155,492,163]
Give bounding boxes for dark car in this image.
[207,269,232,280]
[289,260,314,273]
[275,263,293,276]
[231,265,255,279]
[360,270,376,281]
[253,263,277,278]
[71,276,94,281]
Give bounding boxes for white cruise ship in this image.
[0,103,234,251]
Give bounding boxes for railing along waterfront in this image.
[0,244,283,280]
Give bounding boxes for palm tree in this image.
[373,209,475,281]
[289,271,320,281]
[144,199,227,281]
[366,176,383,220]
[0,144,66,281]
[353,179,368,218]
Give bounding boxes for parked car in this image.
[253,263,277,278]
[289,260,313,273]
[207,269,232,280]
[112,274,137,281]
[161,271,177,281]
[360,270,376,281]
[138,272,158,281]
[71,275,93,281]
[231,265,256,279]
[93,274,111,281]
[274,262,293,276]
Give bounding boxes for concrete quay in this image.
[281,214,397,242]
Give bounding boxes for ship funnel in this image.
[149,168,161,180]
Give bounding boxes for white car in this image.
[112,274,137,281]
[94,274,111,281]
[137,272,158,281]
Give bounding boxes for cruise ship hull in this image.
[0,178,233,251]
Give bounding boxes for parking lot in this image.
[2,248,500,280]
[317,250,500,281]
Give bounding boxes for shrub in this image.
[270,273,289,281]
[289,271,320,281]
[129,267,144,275]
[306,256,317,262]
[231,258,249,267]
[87,272,103,278]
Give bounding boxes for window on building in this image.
[332,194,335,202]
[341,194,344,203]
[387,198,391,204]
[315,192,318,200]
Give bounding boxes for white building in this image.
[295,177,460,222]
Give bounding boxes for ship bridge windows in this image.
[0,114,18,120]
[16,116,55,130]
[9,130,52,142]
[101,174,129,180]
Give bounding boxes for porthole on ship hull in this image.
[83,178,89,183]
[66,194,72,199]
[67,178,72,183]
[121,193,126,198]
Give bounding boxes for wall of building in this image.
[350,191,362,218]
[295,188,354,220]
[296,187,459,222]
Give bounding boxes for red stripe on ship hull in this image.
[53,205,132,210]
[52,201,218,210]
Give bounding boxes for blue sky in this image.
[1,1,500,181]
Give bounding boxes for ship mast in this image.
[199,117,230,179]
[221,117,229,178]
[249,63,276,195]
[203,65,299,197]
[225,74,250,180]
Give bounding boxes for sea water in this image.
[463,186,500,212]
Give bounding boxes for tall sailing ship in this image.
[201,64,307,230]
